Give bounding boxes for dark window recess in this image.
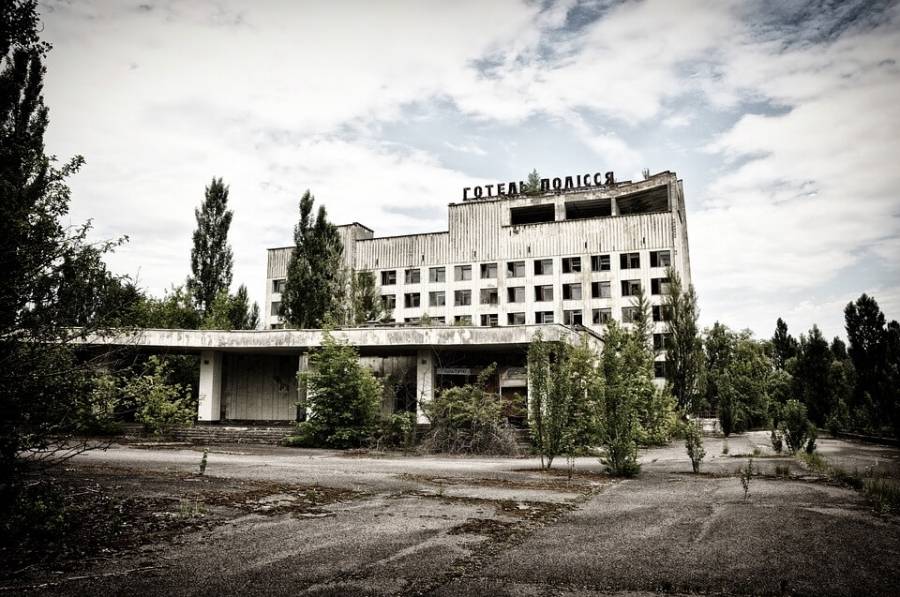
[621,280,641,296]
[651,278,670,295]
[653,333,672,351]
[563,283,582,300]
[381,270,397,285]
[534,259,553,275]
[652,305,673,322]
[616,186,669,215]
[507,261,526,277]
[565,198,612,220]
[593,308,612,324]
[654,361,667,378]
[650,250,671,268]
[404,293,420,308]
[535,311,554,324]
[480,288,499,305]
[507,287,525,303]
[405,268,421,284]
[480,313,499,327]
[592,281,611,299]
[382,295,396,310]
[272,279,286,293]
[480,262,498,279]
[622,306,640,323]
[507,312,526,325]
[562,256,582,273]
[454,290,471,306]
[535,285,554,302]
[454,315,472,325]
[620,253,640,269]
[510,204,555,225]
[591,255,611,271]
[563,310,583,325]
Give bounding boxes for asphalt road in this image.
[7,432,900,596]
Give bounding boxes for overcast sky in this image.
[40,0,900,340]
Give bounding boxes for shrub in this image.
[805,426,818,454]
[421,365,519,455]
[864,477,900,514]
[297,331,382,448]
[597,323,643,477]
[373,412,417,452]
[684,419,706,473]
[770,427,784,454]
[739,457,754,500]
[125,356,194,435]
[781,399,812,453]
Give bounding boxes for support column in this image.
[197,350,222,422]
[415,349,435,424]
[297,353,309,421]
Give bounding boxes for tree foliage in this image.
[282,191,344,329]
[187,177,234,315]
[347,270,389,325]
[124,356,195,435]
[200,285,259,330]
[664,267,702,411]
[772,317,798,370]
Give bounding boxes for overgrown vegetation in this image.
[125,356,196,435]
[684,419,705,473]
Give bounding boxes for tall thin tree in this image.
[188,177,233,316]
[664,267,702,411]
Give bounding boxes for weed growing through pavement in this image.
[739,457,754,500]
[199,447,209,476]
[178,499,205,519]
[721,440,729,455]
[774,464,790,477]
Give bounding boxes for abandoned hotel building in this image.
[96,171,691,425]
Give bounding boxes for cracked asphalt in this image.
[6,432,900,596]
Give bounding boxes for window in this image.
[650,250,671,268]
[506,261,526,278]
[653,333,672,351]
[432,316,446,324]
[480,262,498,279]
[621,279,642,297]
[591,254,611,272]
[381,270,397,285]
[270,323,284,330]
[535,311,555,324]
[507,286,526,303]
[404,293,420,308]
[620,252,640,269]
[455,264,472,281]
[382,294,396,310]
[562,283,582,300]
[654,360,667,378]
[272,279,286,293]
[480,313,499,327]
[454,314,472,325]
[507,312,526,325]
[591,281,611,299]
[592,308,612,324]
[429,267,446,283]
[563,309,583,325]
[622,306,640,323]
[429,291,446,307]
[404,317,421,324]
[534,259,553,275]
[561,256,582,273]
[651,277,671,295]
[652,305,673,322]
[510,204,555,225]
[535,285,554,302]
[480,288,499,305]
[405,268,421,284]
[454,289,471,306]
[270,301,282,317]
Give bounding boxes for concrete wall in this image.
[222,354,299,421]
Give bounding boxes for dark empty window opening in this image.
[616,186,669,215]
[510,204,555,225]
[565,198,612,220]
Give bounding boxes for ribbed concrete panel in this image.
[267,247,292,279]
[355,232,450,270]
[222,354,298,421]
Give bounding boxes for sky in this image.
[39,0,900,340]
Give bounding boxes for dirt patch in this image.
[397,471,610,495]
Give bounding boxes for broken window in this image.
[506,261,526,278]
[562,283,582,300]
[653,333,672,351]
[563,309,583,325]
[590,254,611,272]
[562,256,582,273]
[404,317,421,324]
[270,323,284,330]
[654,360,667,378]
[381,294,396,310]
[429,291,446,307]
[507,286,525,303]
[622,306,640,323]
[270,301,282,317]
[535,285,554,302]
[455,264,472,281]
[591,281,611,299]
[620,253,640,269]
[480,262,498,279]
[480,288,499,305]
[404,293,420,308]
[652,305,673,322]
[592,308,612,324]
[651,277,671,295]
[507,312,526,325]
[480,313,499,327]
[381,270,397,285]
[534,259,553,276]
[565,197,612,220]
[621,280,641,297]
[454,314,472,325]
[510,204,555,225]
[405,268,421,284]
[616,186,669,215]
[272,279,286,293]
[454,289,471,306]
[535,311,554,324]
[650,250,671,268]
[432,316,446,324]
[429,266,446,283]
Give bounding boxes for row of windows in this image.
[386,278,670,309]
[396,307,673,326]
[377,250,672,286]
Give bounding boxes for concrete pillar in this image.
[297,353,309,421]
[611,196,619,216]
[197,350,222,422]
[415,349,435,424]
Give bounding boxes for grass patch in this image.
[864,477,900,514]
[797,451,898,513]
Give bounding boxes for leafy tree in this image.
[793,325,833,426]
[139,285,202,330]
[200,285,258,330]
[282,191,344,329]
[684,419,705,473]
[772,317,798,370]
[524,169,541,194]
[295,330,381,448]
[664,267,702,411]
[349,270,388,324]
[187,177,234,315]
[701,322,733,413]
[712,329,771,436]
[124,356,194,435]
[780,399,813,453]
[596,322,642,477]
[830,337,848,361]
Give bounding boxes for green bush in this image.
[421,365,519,455]
[684,419,706,473]
[297,331,382,448]
[124,356,194,435]
[373,412,417,451]
[770,427,784,453]
[781,399,812,453]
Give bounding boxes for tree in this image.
[349,270,388,325]
[717,331,771,436]
[524,169,541,194]
[792,325,832,426]
[187,177,233,315]
[282,191,344,329]
[664,267,702,411]
[772,318,798,370]
[596,322,642,477]
[844,294,896,434]
[701,322,733,413]
[200,286,259,330]
[296,330,382,448]
[124,356,194,435]
[684,419,705,473]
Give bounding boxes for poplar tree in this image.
[282,190,344,329]
[188,177,233,316]
[772,317,798,370]
[664,267,702,411]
